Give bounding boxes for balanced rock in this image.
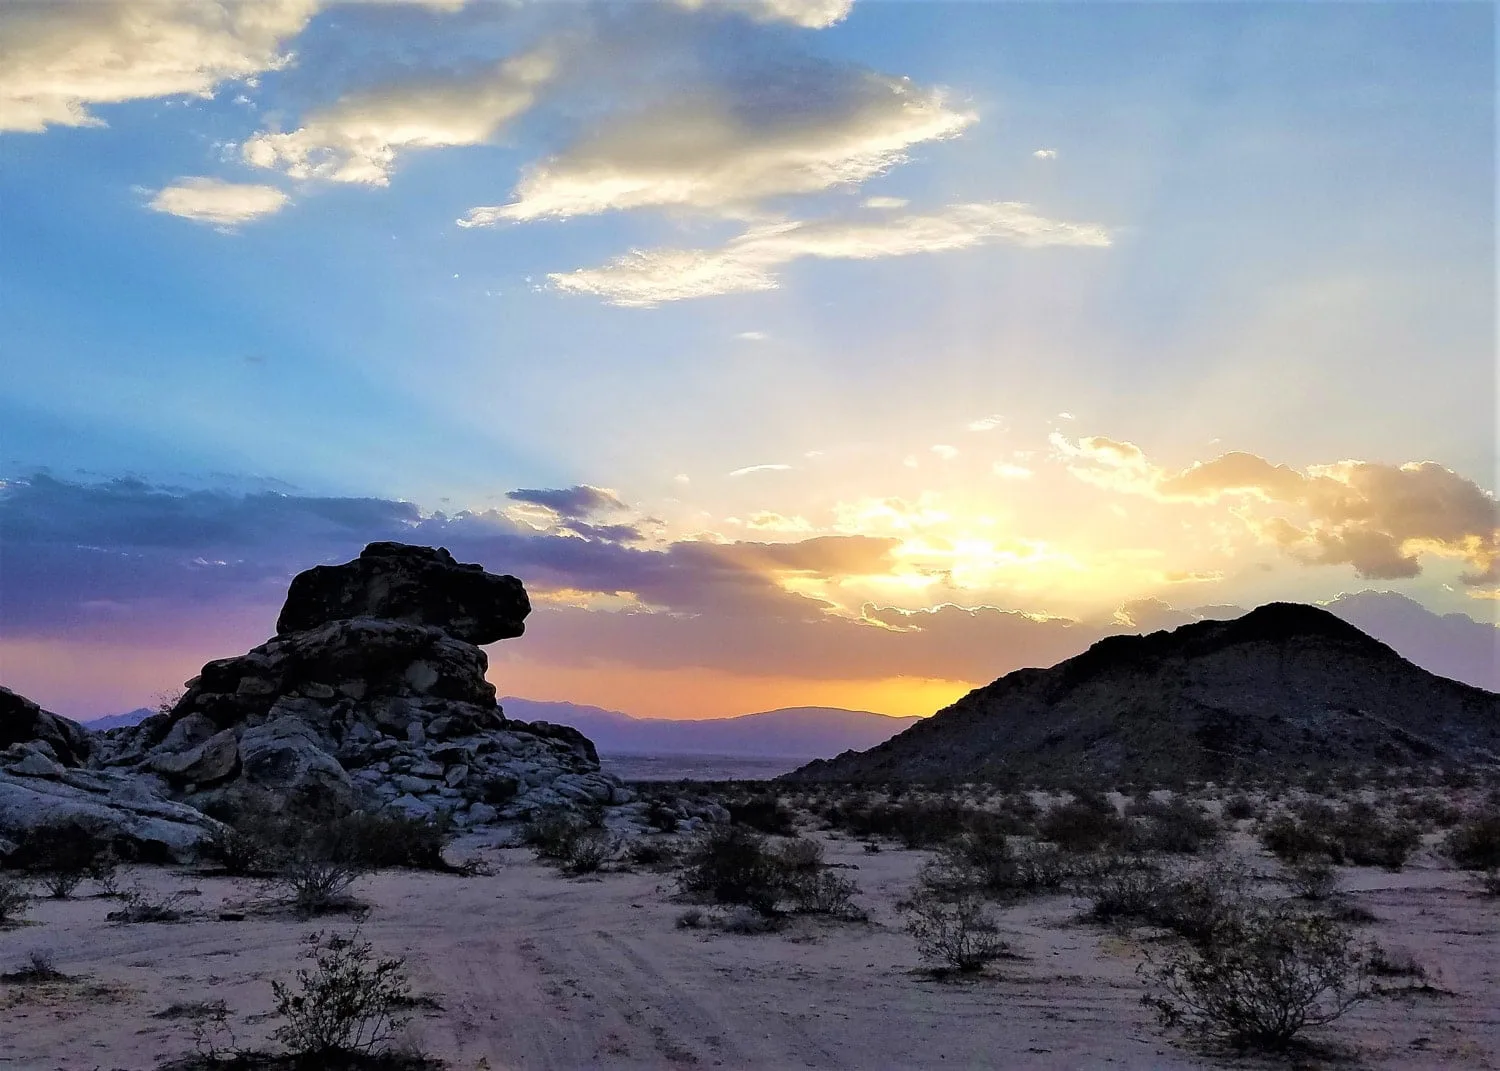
[275,542,530,645]
[100,542,628,825]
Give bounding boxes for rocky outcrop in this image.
[786,603,1500,785]
[0,737,219,864]
[276,542,530,644]
[1,686,93,767]
[97,542,630,825]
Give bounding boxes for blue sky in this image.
[1,1,1495,718]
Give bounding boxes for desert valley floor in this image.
[3,829,1496,1071]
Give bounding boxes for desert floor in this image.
[1,833,1496,1071]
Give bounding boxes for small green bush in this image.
[1443,812,1500,871]
[902,888,1009,974]
[271,930,412,1058]
[1038,796,1126,853]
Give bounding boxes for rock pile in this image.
[98,543,633,825]
[0,686,220,862]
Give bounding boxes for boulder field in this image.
[0,543,672,862]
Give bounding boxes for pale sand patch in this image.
[0,836,1495,1070]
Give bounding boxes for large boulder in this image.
[0,686,93,767]
[275,542,530,645]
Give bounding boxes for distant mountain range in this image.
[496,699,921,759]
[787,603,1500,784]
[82,708,154,731]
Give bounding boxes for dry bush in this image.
[1,949,64,983]
[560,831,613,876]
[1083,857,1250,946]
[1037,794,1127,853]
[1284,858,1339,902]
[901,888,1010,975]
[1474,868,1500,898]
[921,832,1073,903]
[727,794,797,835]
[1141,903,1370,1051]
[1221,794,1259,822]
[107,885,191,923]
[1259,802,1421,871]
[13,821,114,899]
[677,825,783,916]
[1443,811,1500,871]
[815,791,1028,849]
[1125,797,1223,854]
[0,876,32,925]
[270,930,413,1059]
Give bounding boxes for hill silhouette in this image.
[785,603,1500,784]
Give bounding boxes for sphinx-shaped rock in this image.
[275,542,530,645]
[102,543,628,824]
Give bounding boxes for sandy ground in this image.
[0,835,1496,1071]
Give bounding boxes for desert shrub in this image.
[522,812,589,862]
[1084,857,1249,945]
[722,905,781,935]
[1259,803,1421,870]
[276,851,364,916]
[1474,868,1500,898]
[315,812,457,873]
[902,888,1009,974]
[1038,796,1126,853]
[1140,904,1371,1051]
[560,831,612,875]
[202,821,284,877]
[0,876,32,925]
[89,849,122,896]
[625,838,677,869]
[817,793,1017,849]
[107,885,191,923]
[1,949,64,983]
[1443,811,1500,871]
[675,908,705,929]
[270,930,413,1058]
[14,821,113,898]
[1222,794,1258,822]
[924,832,1074,903]
[727,795,796,835]
[784,868,863,919]
[1285,858,1339,902]
[1125,797,1223,855]
[1396,794,1464,831]
[1366,945,1427,981]
[677,826,783,915]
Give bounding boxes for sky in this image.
[1,0,1496,721]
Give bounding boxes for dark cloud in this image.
[505,485,627,521]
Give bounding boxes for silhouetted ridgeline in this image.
[784,603,1500,785]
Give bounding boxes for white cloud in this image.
[548,201,1112,306]
[930,444,959,460]
[993,463,1033,480]
[0,0,317,133]
[674,0,854,28]
[728,463,792,476]
[863,195,908,210]
[1033,148,1057,160]
[147,177,290,226]
[243,47,555,185]
[735,330,768,341]
[967,414,1005,432]
[458,72,975,225]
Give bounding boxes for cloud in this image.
[674,0,854,29]
[505,484,627,521]
[548,201,1111,306]
[992,463,1032,480]
[1052,435,1500,586]
[930,444,958,460]
[242,46,555,185]
[6,475,1494,699]
[1112,597,1198,632]
[1322,590,1498,691]
[729,463,792,476]
[1032,148,1057,160]
[863,195,908,209]
[147,177,290,226]
[458,68,974,225]
[0,0,317,134]
[967,414,1005,432]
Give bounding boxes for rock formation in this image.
[1,687,220,863]
[96,542,631,824]
[785,603,1500,784]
